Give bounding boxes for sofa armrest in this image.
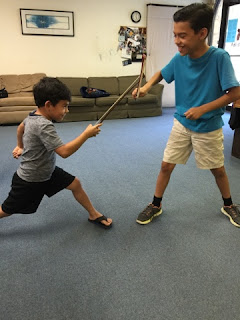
[148,83,164,107]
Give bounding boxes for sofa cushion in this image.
[64,110,97,122]
[95,95,127,107]
[0,97,35,106]
[127,93,158,105]
[0,75,20,93]
[68,106,96,113]
[118,75,146,95]
[69,96,95,107]
[58,77,88,96]
[8,92,34,98]
[0,105,36,112]
[19,74,36,92]
[19,73,46,92]
[0,73,46,94]
[88,77,119,95]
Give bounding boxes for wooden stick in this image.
[95,55,147,124]
[136,54,146,99]
[95,75,141,124]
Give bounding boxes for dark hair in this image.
[33,77,71,107]
[173,3,214,35]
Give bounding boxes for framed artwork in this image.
[20,9,74,37]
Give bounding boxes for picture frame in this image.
[20,9,74,37]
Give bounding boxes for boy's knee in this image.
[67,177,82,191]
[211,166,226,179]
[0,206,12,218]
[161,161,175,174]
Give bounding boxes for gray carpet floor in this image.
[0,108,240,320]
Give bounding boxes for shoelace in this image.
[142,205,153,217]
[228,205,240,218]
[143,204,160,217]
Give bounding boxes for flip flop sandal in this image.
[88,215,112,229]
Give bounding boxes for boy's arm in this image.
[12,122,25,159]
[132,71,163,98]
[17,122,25,148]
[55,123,102,159]
[185,86,240,120]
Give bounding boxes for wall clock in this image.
[131,11,141,23]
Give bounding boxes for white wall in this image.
[0,0,209,77]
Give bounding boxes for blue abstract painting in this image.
[26,14,69,30]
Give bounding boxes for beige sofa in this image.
[59,76,164,122]
[0,73,46,124]
[0,74,164,124]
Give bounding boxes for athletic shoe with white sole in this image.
[221,204,240,227]
[136,203,162,225]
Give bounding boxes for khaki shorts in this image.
[163,118,224,169]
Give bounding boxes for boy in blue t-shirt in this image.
[0,77,112,229]
[132,3,240,227]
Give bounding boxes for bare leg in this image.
[0,206,12,219]
[210,166,231,199]
[66,178,112,226]
[154,161,176,198]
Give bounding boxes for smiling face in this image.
[48,100,69,122]
[173,21,209,59]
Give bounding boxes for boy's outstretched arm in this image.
[12,122,25,159]
[132,71,163,98]
[55,123,102,159]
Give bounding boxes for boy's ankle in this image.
[152,195,162,208]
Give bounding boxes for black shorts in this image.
[2,166,75,215]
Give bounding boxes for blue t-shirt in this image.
[161,46,239,132]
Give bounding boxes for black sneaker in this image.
[221,204,240,227]
[136,203,162,225]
